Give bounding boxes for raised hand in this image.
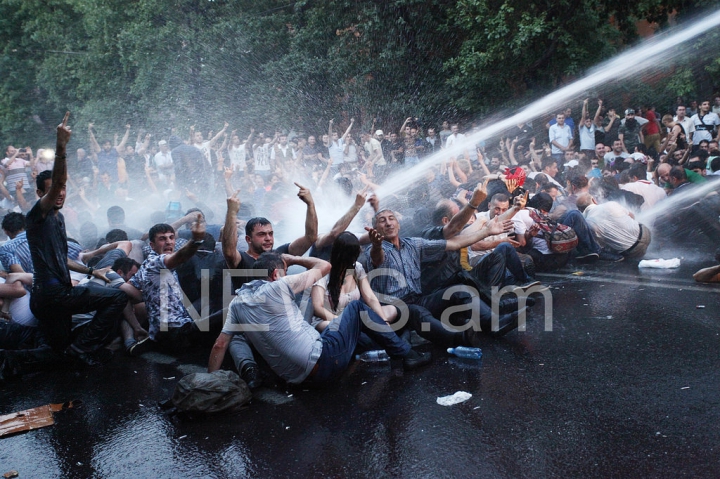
[354,185,370,208]
[226,189,241,214]
[57,111,72,148]
[295,182,313,205]
[514,191,529,209]
[364,226,384,246]
[190,213,206,241]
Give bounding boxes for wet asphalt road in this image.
[1,244,719,478]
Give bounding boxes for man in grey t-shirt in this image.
[208,253,429,385]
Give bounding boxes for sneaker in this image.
[598,250,624,262]
[575,252,599,263]
[402,350,432,370]
[518,279,541,290]
[127,337,154,357]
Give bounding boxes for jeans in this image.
[560,210,601,256]
[30,282,127,353]
[400,287,484,348]
[472,242,531,287]
[310,300,410,383]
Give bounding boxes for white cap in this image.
[565,160,579,168]
[375,130,384,136]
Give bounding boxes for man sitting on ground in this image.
[208,253,430,385]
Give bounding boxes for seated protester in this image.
[220,185,318,388]
[466,192,538,286]
[592,176,645,214]
[124,218,207,354]
[367,207,524,342]
[0,318,55,382]
[311,232,400,355]
[687,160,706,177]
[660,166,720,244]
[620,163,667,211]
[101,205,144,241]
[577,194,651,261]
[81,240,149,356]
[513,192,622,272]
[175,232,226,327]
[208,253,431,385]
[709,156,720,177]
[0,273,36,327]
[28,120,128,367]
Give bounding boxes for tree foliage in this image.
[0,0,717,146]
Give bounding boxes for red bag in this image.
[529,209,578,253]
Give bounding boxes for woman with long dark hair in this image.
[311,231,395,331]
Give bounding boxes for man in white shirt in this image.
[577,194,650,260]
[673,105,695,143]
[620,163,666,211]
[548,113,573,160]
[445,124,466,149]
[691,100,720,146]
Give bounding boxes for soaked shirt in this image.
[26,201,71,287]
[365,237,446,301]
[223,278,322,384]
[129,253,194,340]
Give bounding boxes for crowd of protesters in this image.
[1,95,719,388]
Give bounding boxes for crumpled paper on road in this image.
[0,401,79,437]
[436,391,472,406]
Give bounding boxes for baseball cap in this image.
[625,109,635,115]
[375,130,384,136]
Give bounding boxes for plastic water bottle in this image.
[355,350,390,362]
[447,347,482,360]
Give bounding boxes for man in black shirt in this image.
[27,112,127,366]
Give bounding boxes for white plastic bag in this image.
[436,391,472,406]
[638,258,681,269]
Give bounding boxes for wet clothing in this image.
[129,253,195,340]
[225,277,409,384]
[365,237,446,300]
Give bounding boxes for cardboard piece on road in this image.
[0,401,79,438]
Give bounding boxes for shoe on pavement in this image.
[241,365,263,389]
[402,350,432,370]
[127,337,154,357]
[598,250,624,262]
[575,252,599,263]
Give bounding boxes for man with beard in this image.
[88,122,131,183]
[619,109,644,154]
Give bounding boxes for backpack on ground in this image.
[170,370,251,414]
[529,209,578,253]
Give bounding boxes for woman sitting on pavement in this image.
[311,231,396,332]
